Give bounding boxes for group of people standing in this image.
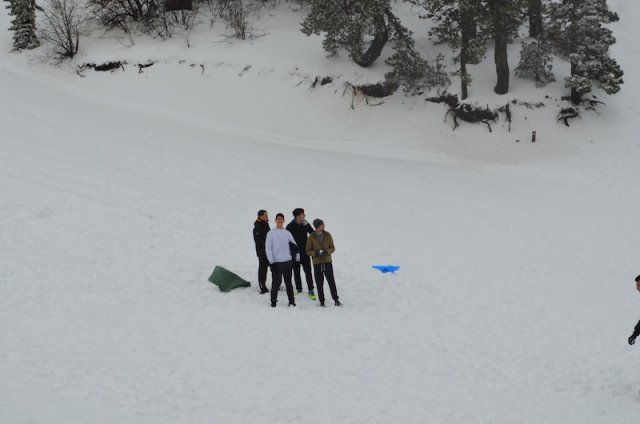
[253,208,341,308]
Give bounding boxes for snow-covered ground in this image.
[1,1,639,423]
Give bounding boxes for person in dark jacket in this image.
[253,210,272,294]
[628,275,640,345]
[286,208,316,299]
[306,218,341,307]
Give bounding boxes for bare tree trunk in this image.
[460,55,468,100]
[352,15,389,68]
[567,1,581,104]
[570,62,582,104]
[460,8,474,100]
[492,0,509,95]
[528,0,543,38]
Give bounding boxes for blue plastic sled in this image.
[372,265,400,274]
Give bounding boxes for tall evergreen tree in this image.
[420,0,487,100]
[6,0,39,50]
[548,0,623,104]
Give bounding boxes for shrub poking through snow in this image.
[515,40,555,87]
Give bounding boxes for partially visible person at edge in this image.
[306,219,341,307]
[265,213,297,307]
[286,208,316,300]
[252,210,272,294]
[628,274,640,345]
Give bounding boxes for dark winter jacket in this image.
[306,231,335,265]
[286,219,314,258]
[253,219,270,259]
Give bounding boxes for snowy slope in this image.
[1,1,639,423]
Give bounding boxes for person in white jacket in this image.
[265,213,297,307]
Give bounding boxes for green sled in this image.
[208,266,251,292]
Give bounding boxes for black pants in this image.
[293,254,314,292]
[632,320,640,339]
[314,262,339,303]
[271,261,295,305]
[257,256,272,292]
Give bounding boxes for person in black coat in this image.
[286,208,316,298]
[253,210,272,294]
[628,275,640,345]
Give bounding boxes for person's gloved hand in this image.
[629,335,636,345]
[317,250,326,256]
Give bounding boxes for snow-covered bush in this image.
[515,40,555,87]
[386,51,449,94]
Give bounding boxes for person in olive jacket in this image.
[253,210,272,294]
[286,208,316,298]
[628,274,640,345]
[306,218,341,307]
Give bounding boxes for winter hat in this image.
[313,218,324,229]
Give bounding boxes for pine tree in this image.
[301,0,448,93]
[515,39,555,87]
[300,0,392,68]
[6,0,40,50]
[383,11,449,94]
[419,0,487,100]
[548,0,623,104]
